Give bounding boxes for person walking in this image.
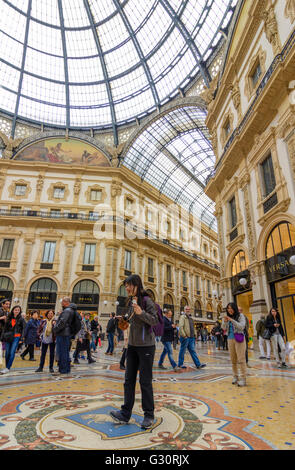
[212,321,223,350]
[21,311,39,361]
[35,310,56,373]
[90,315,99,352]
[256,314,271,360]
[0,299,11,359]
[222,326,228,350]
[110,274,158,429]
[265,307,287,368]
[53,297,76,375]
[1,305,26,374]
[158,310,180,371]
[177,306,206,370]
[223,302,247,387]
[105,312,116,355]
[73,313,96,364]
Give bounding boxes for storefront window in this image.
[266,222,295,259]
[232,250,249,276]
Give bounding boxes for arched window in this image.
[232,250,249,276]
[206,302,213,319]
[72,280,99,313]
[194,300,202,317]
[73,280,99,294]
[180,297,188,311]
[163,293,174,313]
[28,278,57,309]
[0,276,14,301]
[30,278,57,292]
[265,222,295,259]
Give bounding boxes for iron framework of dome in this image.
[123,105,217,229]
[0,0,237,139]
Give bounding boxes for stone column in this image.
[61,237,76,297]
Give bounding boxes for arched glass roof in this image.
[123,105,217,230]
[0,0,237,136]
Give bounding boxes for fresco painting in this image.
[14,138,110,167]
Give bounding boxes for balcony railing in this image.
[0,210,220,271]
[206,28,295,185]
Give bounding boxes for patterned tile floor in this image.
[0,341,294,450]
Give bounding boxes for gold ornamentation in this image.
[285,0,295,23]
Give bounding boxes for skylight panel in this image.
[28,20,63,56]
[67,56,103,83]
[0,31,24,68]
[104,39,140,78]
[31,0,60,26]
[25,47,65,82]
[65,29,98,58]
[62,0,90,28]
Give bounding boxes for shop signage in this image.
[265,249,295,283]
[28,292,57,304]
[72,293,99,305]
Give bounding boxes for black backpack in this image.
[70,310,82,336]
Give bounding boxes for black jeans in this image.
[120,348,127,367]
[22,344,34,359]
[121,345,155,420]
[39,342,55,369]
[73,339,92,361]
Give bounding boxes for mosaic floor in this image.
[0,341,294,451]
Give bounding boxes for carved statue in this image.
[106,143,125,167]
[0,132,24,159]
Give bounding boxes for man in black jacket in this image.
[105,312,116,355]
[53,298,76,374]
[158,310,180,371]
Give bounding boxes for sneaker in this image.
[279,363,288,369]
[259,356,266,359]
[20,354,25,360]
[237,379,246,387]
[88,359,96,364]
[1,368,9,374]
[158,364,167,369]
[35,367,43,373]
[196,363,206,369]
[173,366,181,372]
[49,367,54,373]
[29,358,36,361]
[232,377,238,385]
[110,410,129,424]
[141,417,154,429]
[179,365,187,369]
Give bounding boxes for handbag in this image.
[262,328,271,340]
[234,332,244,343]
[1,331,14,343]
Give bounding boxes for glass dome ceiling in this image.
[0,0,237,135]
[123,105,217,230]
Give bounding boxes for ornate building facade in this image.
[0,133,220,328]
[205,0,295,341]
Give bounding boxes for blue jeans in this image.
[106,333,114,353]
[159,341,177,368]
[178,337,201,367]
[5,337,20,370]
[90,332,97,351]
[56,336,71,373]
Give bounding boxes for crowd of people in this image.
[0,282,290,407]
[0,298,103,375]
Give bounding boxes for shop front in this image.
[265,222,295,342]
[27,278,57,316]
[71,280,99,319]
